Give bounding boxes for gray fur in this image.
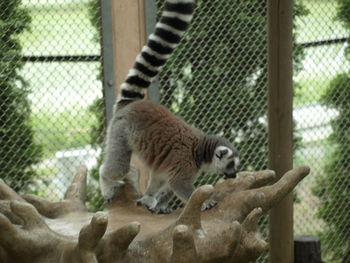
[100,102,239,212]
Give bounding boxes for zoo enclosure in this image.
[0,0,349,262]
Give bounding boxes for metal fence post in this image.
[100,0,116,124]
[294,235,323,263]
[267,0,294,262]
[144,0,160,103]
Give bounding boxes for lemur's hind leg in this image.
[100,119,132,202]
[136,171,165,211]
[150,187,174,214]
[169,175,217,211]
[169,178,195,203]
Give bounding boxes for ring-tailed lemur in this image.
[100,0,239,214]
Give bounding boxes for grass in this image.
[31,109,96,157]
[20,2,98,56]
[21,59,103,157]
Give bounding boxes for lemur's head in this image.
[212,139,240,178]
[213,144,239,178]
[199,135,239,178]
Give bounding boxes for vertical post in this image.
[109,0,150,191]
[144,0,160,103]
[267,0,294,263]
[100,0,116,123]
[101,0,157,115]
[111,0,146,90]
[294,235,323,263]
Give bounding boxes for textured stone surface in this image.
[0,165,310,262]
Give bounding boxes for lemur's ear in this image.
[215,147,230,160]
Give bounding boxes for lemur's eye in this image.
[216,149,228,160]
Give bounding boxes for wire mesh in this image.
[153,0,270,259]
[155,0,350,262]
[0,0,349,262]
[155,0,269,208]
[293,1,350,262]
[0,0,103,205]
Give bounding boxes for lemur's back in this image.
[120,100,201,173]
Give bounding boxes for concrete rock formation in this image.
[0,165,310,262]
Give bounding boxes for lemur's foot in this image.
[106,197,113,204]
[103,180,125,204]
[136,195,157,210]
[201,199,218,211]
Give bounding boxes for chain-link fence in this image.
[154,0,270,212]
[0,0,349,262]
[293,1,350,262]
[0,0,103,205]
[156,1,350,262]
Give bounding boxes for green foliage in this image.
[0,0,42,192]
[31,109,96,157]
[337,0,350,59]
[86,98,105,211]
[89,98,105,148]
[314,73,350,262]
[337,0,350,29]
[87,0,101,42]
[86,0,105,211]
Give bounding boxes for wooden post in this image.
[111,0,146,89]
[294,235,323,263]
[110,0,149,191]
[267,0,294,263]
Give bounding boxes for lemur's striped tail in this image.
[118,0,196,106]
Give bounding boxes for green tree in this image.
[314,1,350,261]
[86,98,105,211]
[0,0,42,192]
[86,0,105,211]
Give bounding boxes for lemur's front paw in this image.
[149,206,173,214]
[201,199,218,211]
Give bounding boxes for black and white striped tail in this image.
[118,0,196,106]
